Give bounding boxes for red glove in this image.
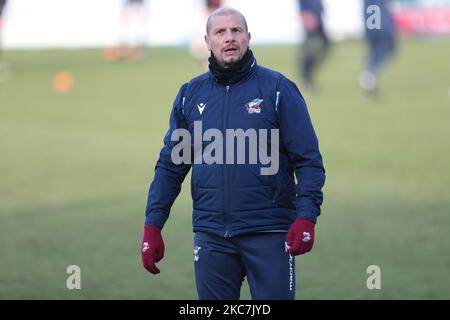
[286,218,315,256]
[141,225,165,274]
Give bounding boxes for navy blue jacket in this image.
[145,53,325,237]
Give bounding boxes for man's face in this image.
[205,14,251,68]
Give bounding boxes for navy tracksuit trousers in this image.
[194,232,296,300]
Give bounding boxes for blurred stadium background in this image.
[1,0,450,299]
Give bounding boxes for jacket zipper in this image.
[223,84,231,237]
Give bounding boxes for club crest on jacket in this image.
[245,98,263,114]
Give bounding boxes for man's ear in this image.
[204,35,211,51]
[248,32,251,44]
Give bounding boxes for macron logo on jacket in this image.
[197,103,206,115]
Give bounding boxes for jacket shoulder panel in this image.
[255,65,285,83]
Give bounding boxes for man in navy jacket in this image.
[141,7,325,300]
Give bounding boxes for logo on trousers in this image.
[193,246,201,262]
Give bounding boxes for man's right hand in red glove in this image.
[141,225,165,274]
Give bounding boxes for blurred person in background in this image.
[359,0,397,97]
[141,7,325,300]
[206,0,222,17]
[104,0,149,62]
[298,0,330,92]
[190,0,222,68]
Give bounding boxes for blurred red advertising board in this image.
[393,1,450,36]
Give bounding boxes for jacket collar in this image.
[208,49,257,85]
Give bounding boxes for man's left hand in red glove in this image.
[286,218,315,256]
[141,225,165,274]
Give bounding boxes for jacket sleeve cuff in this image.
[296,212,318,224]
[145,212,168,229]
[295,195,322,224]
